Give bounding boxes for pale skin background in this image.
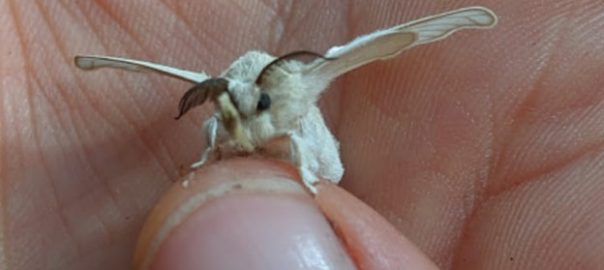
[2,0,604,269]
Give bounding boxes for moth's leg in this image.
[191,115,219,169]
[288,133,319,193]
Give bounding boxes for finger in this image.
[316,182,439,270]
[133,158,356,270]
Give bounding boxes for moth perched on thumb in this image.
[75,6,498,193]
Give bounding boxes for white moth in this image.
[75,6,497,193]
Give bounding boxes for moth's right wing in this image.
[304,6,497,90]
[74,55,209,83]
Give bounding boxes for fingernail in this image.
[136,158,356,270]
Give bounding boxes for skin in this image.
[1,0,604,269]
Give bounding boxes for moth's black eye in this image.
[257,92,271,111]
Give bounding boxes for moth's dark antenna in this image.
[175,78,228,119]
[255,51,335,86]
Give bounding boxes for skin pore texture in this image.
[2,0,604,269]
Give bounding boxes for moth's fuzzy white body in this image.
[213,51,343,188]
[74,6,497,193]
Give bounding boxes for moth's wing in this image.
[74,55,209,83]
[306,6,497,84]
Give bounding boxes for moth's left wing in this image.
[75,55,209,83]
[305,6,497,86]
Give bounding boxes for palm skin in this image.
[1,1,603,269]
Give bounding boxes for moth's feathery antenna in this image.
[255,51,336,85]
[174,78,229,119]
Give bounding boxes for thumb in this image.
[133,158,356,270]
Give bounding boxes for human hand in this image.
[2,1,603,269]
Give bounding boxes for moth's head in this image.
[226,80,271,118]
[228,51,331,117]
[172,78,270,122]
[218,51,276,119]
[227,50,334,118]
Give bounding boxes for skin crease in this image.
[1,0,604,269]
